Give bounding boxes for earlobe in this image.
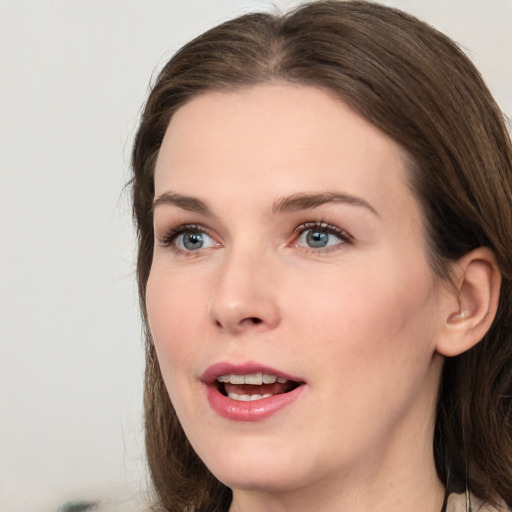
[436,247,501,358]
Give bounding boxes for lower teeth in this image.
[228,392,273,402]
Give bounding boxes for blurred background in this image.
[1,0,510,510]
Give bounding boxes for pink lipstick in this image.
[201,362,306,422]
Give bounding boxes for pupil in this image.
[307,230,328,248]
[183,232,203,250]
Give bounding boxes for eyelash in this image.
[159,224,215,256]
[161,224,198,245]
[293,221,354,253]
[158,221,353,255]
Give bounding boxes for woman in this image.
[131,1,512,511]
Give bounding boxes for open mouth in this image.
[216,372,301,402]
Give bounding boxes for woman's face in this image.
[147,84,446,499]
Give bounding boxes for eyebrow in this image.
[153,190,379,217]
[271,192,379,217]
[153,191,212,215]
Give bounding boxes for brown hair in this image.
[131,2,512,510]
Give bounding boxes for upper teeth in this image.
[216,373,288,385]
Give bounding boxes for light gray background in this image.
[1,1,510,511]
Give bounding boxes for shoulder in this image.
[447,493,511,512]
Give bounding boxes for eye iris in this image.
[183,232,204,250]
[306,229,329,248]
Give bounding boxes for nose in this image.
[209,248,281,335]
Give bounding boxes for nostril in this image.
[214,317,262,328]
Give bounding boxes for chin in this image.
[215,465,309,494]
[197,435,312,493]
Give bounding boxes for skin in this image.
[146,84,451,512]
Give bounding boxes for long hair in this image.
[131,2,512,510]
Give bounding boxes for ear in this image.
[436,247,501,357]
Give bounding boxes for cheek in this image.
[288,258,441,445]
[289,255,440,370]
[145,269,207,377]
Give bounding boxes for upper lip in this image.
[200,361,305,385]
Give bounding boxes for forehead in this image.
[153,84,417,224]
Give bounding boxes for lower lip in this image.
[205,384,306,422]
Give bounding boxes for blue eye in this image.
[296,223,351,250]
[161,225,218,253]
[305,230,331,248]
[176,230,217,251]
